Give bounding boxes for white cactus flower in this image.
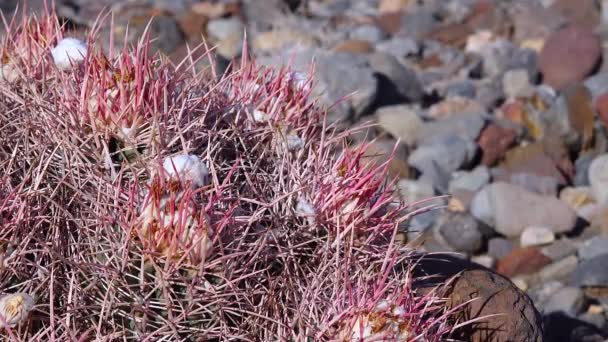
[162,154,209,188]
[0,292,34,328]
[51,37,87,70]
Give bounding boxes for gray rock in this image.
[409,209,441,232]
[375,105,423,147]
[368,52,424,102]
[375,37,419,59]
[541,238,579,261]
[449,166,491,193]
[521,226,555,247]
[589,154,608,204]
[570,253,608,287]
[417,114,486,146]
[584,72,608,102]
[470,182,578,237]
[408,135,478,178]
[307,0,350,17]
[578,236,608,261]
[539,255,579,282]
[350,25,387,43]
[259,47,377,123]
[207,17,243,41]
[503,69,534,99]
[479,40,537,79]
[475,79,504,109]
[397,179,435,205]
[397,10,439,39]
[434,212,483,253]
[488,237,514,259]
[444,80,477,99]
[575,153,596,186]
[508,172,560,197]
[543,286,585,316]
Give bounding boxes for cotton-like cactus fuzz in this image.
[0,293,34,329]
[51,37,87,70]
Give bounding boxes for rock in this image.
[500,143,570,188]
[503,69,534,99]
[584,72,608,101]
[578,236,608,261]
[207,17,244,58]
[496,247,552,277]
[396,10,439,39]
[541,238,579,261]
[417,113,485,146]
[543,286,585,316]
[253,30,317,52]
[378,0,410,13]
[594,92,608,128]
[589,154,608,204]
[396,179,435,205]
[560,187,596,211]
[549,0,601,30]
[427,96,485,120]
[448,270,544,341]
[443,80,477,99]
[465,30,494,55]
[368,52,424,103]
[570,253,608,287]
[449,166,491,193]
[408,135,478,179]
[488,237,514,260]
[260,47,377,123]
[575,153,596,186]
[361,139,410,180]
[375,37,419,58]
[539,255,579,282]
[434,212,483,253]
[471,182,579,237]
[471,255,495,269]
[492,169,560,197]
[477,123,517,166]
[539,24,601,91]
[479,39,537,78]
[350,25,387,43]
[332,40,375,54]
[559,83,596,150]
[108,12,184,55]
[375,105,423,147]
[521,226,555,247]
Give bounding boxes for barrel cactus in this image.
[0,5,464,340]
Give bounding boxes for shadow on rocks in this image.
[403,253,544,342]
[543,312,607,342]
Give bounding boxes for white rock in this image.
[520,226,555,247]
[471,255,495,269]
[252,109,270,122]
[465,30,494,54]
[162,154,208,188]
[589,154,608,204]
[51,37,87,70]
[0,293,35,328]
[286,133,304,151]
[296,198,316,225]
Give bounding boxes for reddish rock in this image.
[549,0,601,30]
[539,24,601,91]
[496,247,552,277]
[332,40,375,54]
[595,92,608,128]
[449,269,544,342]
[501,143,569,185]
[563,83,595,150]
[425,23,471,49]
[499,100,526,125]
[376,12,402,35]
[413,254,544,342]
[477,123,517,166]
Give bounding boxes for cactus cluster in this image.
[0,4,464,340]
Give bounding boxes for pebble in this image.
[589,154,608,204]
[350,25,387,43]
[434,212,483,253]
[538,255,579,282]
[541,238,579,261]
[539,24,602,90]
[570,253,608,287]
[488,237,514,259]
[397,179,435,205]
[477,123,517,166]
[375,37,420,58]
[368,52,424,103]
[408,135,478,180]
[542,286,585,316]
[375,105,423,147]
[520,226,555,248]
[449,166,491,194]
[497,247,552,277]
[471,182,578,237]
[578,235,608,261]
[471,255,495,269]
[503,69,534,99]
[418,113,486,146]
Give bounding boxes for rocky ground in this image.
[3,0,608,341]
